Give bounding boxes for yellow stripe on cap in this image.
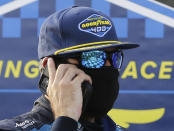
[54,41,121,55]
[63,43,113,52]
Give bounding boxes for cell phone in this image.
[38,58,93,112]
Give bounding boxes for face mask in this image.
[78,66,120,119]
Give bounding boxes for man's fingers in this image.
[54,64,76,84]
[63,67,84,82]
[47,58,56,85]
[73,73,92,86]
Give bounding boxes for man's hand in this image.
[46,58,92,121]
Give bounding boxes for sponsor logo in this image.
[79,14,112,37]
[15,120,35,129]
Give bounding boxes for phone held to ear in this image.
[39,59,93,113]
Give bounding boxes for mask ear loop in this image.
[38,65,49,95]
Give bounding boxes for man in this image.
[0,6,139,131]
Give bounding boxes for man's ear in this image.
[39,57,49,73]
[42,57,49,68]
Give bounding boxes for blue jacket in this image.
[0,96,126,131]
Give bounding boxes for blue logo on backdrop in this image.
[78,14,112,37]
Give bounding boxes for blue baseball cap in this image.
[38,6,139,59]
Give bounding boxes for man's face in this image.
[43,47,120,120]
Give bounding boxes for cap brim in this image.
[54,41,139,55]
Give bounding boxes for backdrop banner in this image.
[0,0,173,131]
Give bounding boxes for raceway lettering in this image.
[0,60,173,79]
[121,61,174,79]
[0,60,39,78]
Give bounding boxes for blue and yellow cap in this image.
[38,6,139,59]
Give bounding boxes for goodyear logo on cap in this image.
[78,14,112,37]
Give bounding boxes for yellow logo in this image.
[108,108,165,128]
